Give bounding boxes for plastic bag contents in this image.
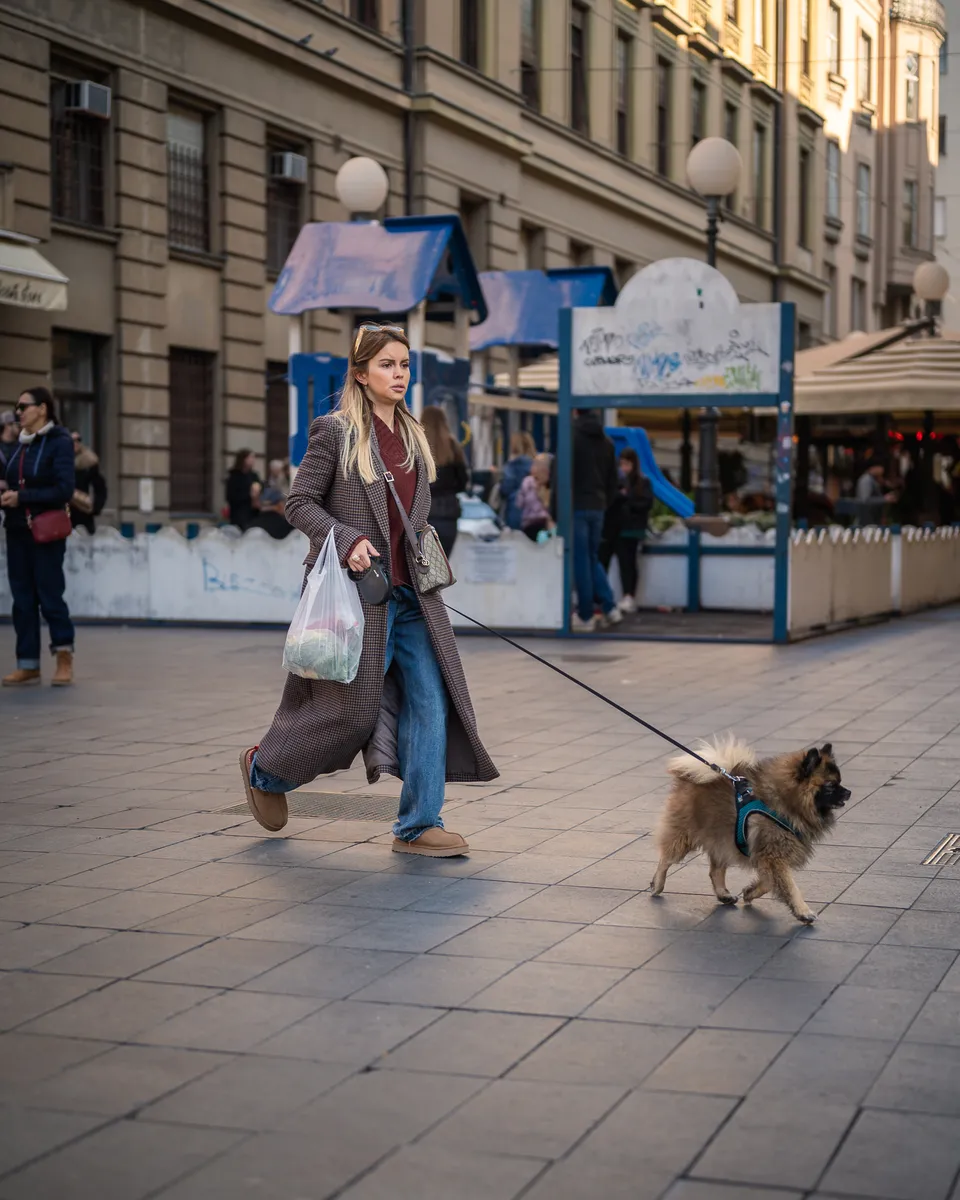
[282,529,365,683]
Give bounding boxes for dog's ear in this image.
[798,748,821,779]
[820,742,833,759]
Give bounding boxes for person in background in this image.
[600,447,653,614]
[568,409,621,632]
[499,430,536,531]
[268,458,291,497]
[248,486,293,539]
[0,411,18,468]
[855,458,895,526]
[517,453,554,542]
[226,449,261,530]
[69,431,107,533]
[421,405,468,559]
[1,387,76,687]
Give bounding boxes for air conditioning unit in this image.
[64,81,112,119]
[269,152,308,184]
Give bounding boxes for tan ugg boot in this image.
[51,651,73,687]
[2,668,41,687]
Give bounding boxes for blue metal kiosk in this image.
[556,259,795,644]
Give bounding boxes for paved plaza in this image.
[2,612,960,1199]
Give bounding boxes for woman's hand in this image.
[0,490,19,508]
[347,539,380,571]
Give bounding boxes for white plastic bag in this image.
[282,529,365,683]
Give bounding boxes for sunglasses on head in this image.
[353,323,405,356]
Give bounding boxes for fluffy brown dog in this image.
[650,737,850,923]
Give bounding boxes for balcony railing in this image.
[889,0,946,36]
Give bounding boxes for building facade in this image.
[937,0,958,328]
[0,0,945,525]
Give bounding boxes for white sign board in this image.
[460,541,518,585]
[571,303,783,398]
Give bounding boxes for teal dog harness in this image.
[733,776,803,856]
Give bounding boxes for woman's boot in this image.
[52,651,73,687]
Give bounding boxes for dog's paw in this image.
[796,910,817,924]
[718,893,739,906]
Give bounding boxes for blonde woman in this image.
[421,404,468,557]
[240,323,497,856]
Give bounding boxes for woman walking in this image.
[1,387,76,687]
[240,324,497,855]
[421,405,468,558]
[600,446,653,613]
[225,449,261,530]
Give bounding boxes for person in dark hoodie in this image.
[1,387,76,687]
[69,432,108,533]
[552,410,622,632]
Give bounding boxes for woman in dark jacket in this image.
[70,432,108,533]
[225,449,261,530]
[600,447,653,614]
[421,405,468,558]
[1,387,76,687]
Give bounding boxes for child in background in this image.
[518,453,555,542]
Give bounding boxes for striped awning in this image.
[795,332,960,414]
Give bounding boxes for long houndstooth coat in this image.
[255,414,499,789]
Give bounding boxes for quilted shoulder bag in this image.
[371,442,455,596]
[17,440,72,545]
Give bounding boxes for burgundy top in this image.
[371,414,416,588]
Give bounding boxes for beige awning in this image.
[492,357,559,392]
[0,239,68,311]
[795,333,960,414]
[469,389,558,415]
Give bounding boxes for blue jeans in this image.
[251,586,449,841]
[573,510,615,622]
[5,528,75,670]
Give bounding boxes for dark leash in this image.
[443,602,802,855]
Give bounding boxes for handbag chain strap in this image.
[369,435,429,570]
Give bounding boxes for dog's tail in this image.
[667,734,758,785]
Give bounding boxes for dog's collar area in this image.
[732,776,804,857]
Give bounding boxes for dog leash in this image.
[443,602,733,781]
[443,602,805,853]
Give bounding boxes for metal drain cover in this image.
[922,834,960,866]
[223,792,398,821]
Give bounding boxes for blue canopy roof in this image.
[269,215,487,322]
[470,267,618,351]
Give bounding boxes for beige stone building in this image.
[0,0,944,525]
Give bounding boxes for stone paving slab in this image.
[3,611,960,1198]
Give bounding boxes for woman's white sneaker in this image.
[619,595,637,614]
[571,613,598,633]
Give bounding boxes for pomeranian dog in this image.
[650,736,850,923]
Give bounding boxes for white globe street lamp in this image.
[913,261,950,304]
[686,138,743,267]
[685,138,743,516]
[335,156,389,219]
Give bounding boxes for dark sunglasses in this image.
[15,401,38,414]
[353,323,405,356]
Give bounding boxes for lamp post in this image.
[686,138,743,516]
[912,262,950,519]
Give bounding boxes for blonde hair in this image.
[510,430,537,459]
[336,325,436,485]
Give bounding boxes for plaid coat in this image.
[255,413,499,789]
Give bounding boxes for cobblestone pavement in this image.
[3,611,960,1200]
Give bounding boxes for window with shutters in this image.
[798,146,812,248]
[616,32,631,156]
[50,70,108,228]
[753,123,768,227]
[266,142,305,276]
[858,31,872,102]
[905,52,920,120]
[53,331,103,451]
[351,0,379,29]
[691,80,706,149]
[167,107,210,253]
[521,0,541,109]
[851,277,866,331]
[169,349,215,514]
[827,4,841,75]
[460,0,482,68]
[902,180,918,248]
[800,0,811,75]
[656,58,671,176]
[724,103,738,211]
[856,162,871,237]
[826,140,841,221]
[570,3,589,135]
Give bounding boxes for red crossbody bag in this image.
[17,439,73,544]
